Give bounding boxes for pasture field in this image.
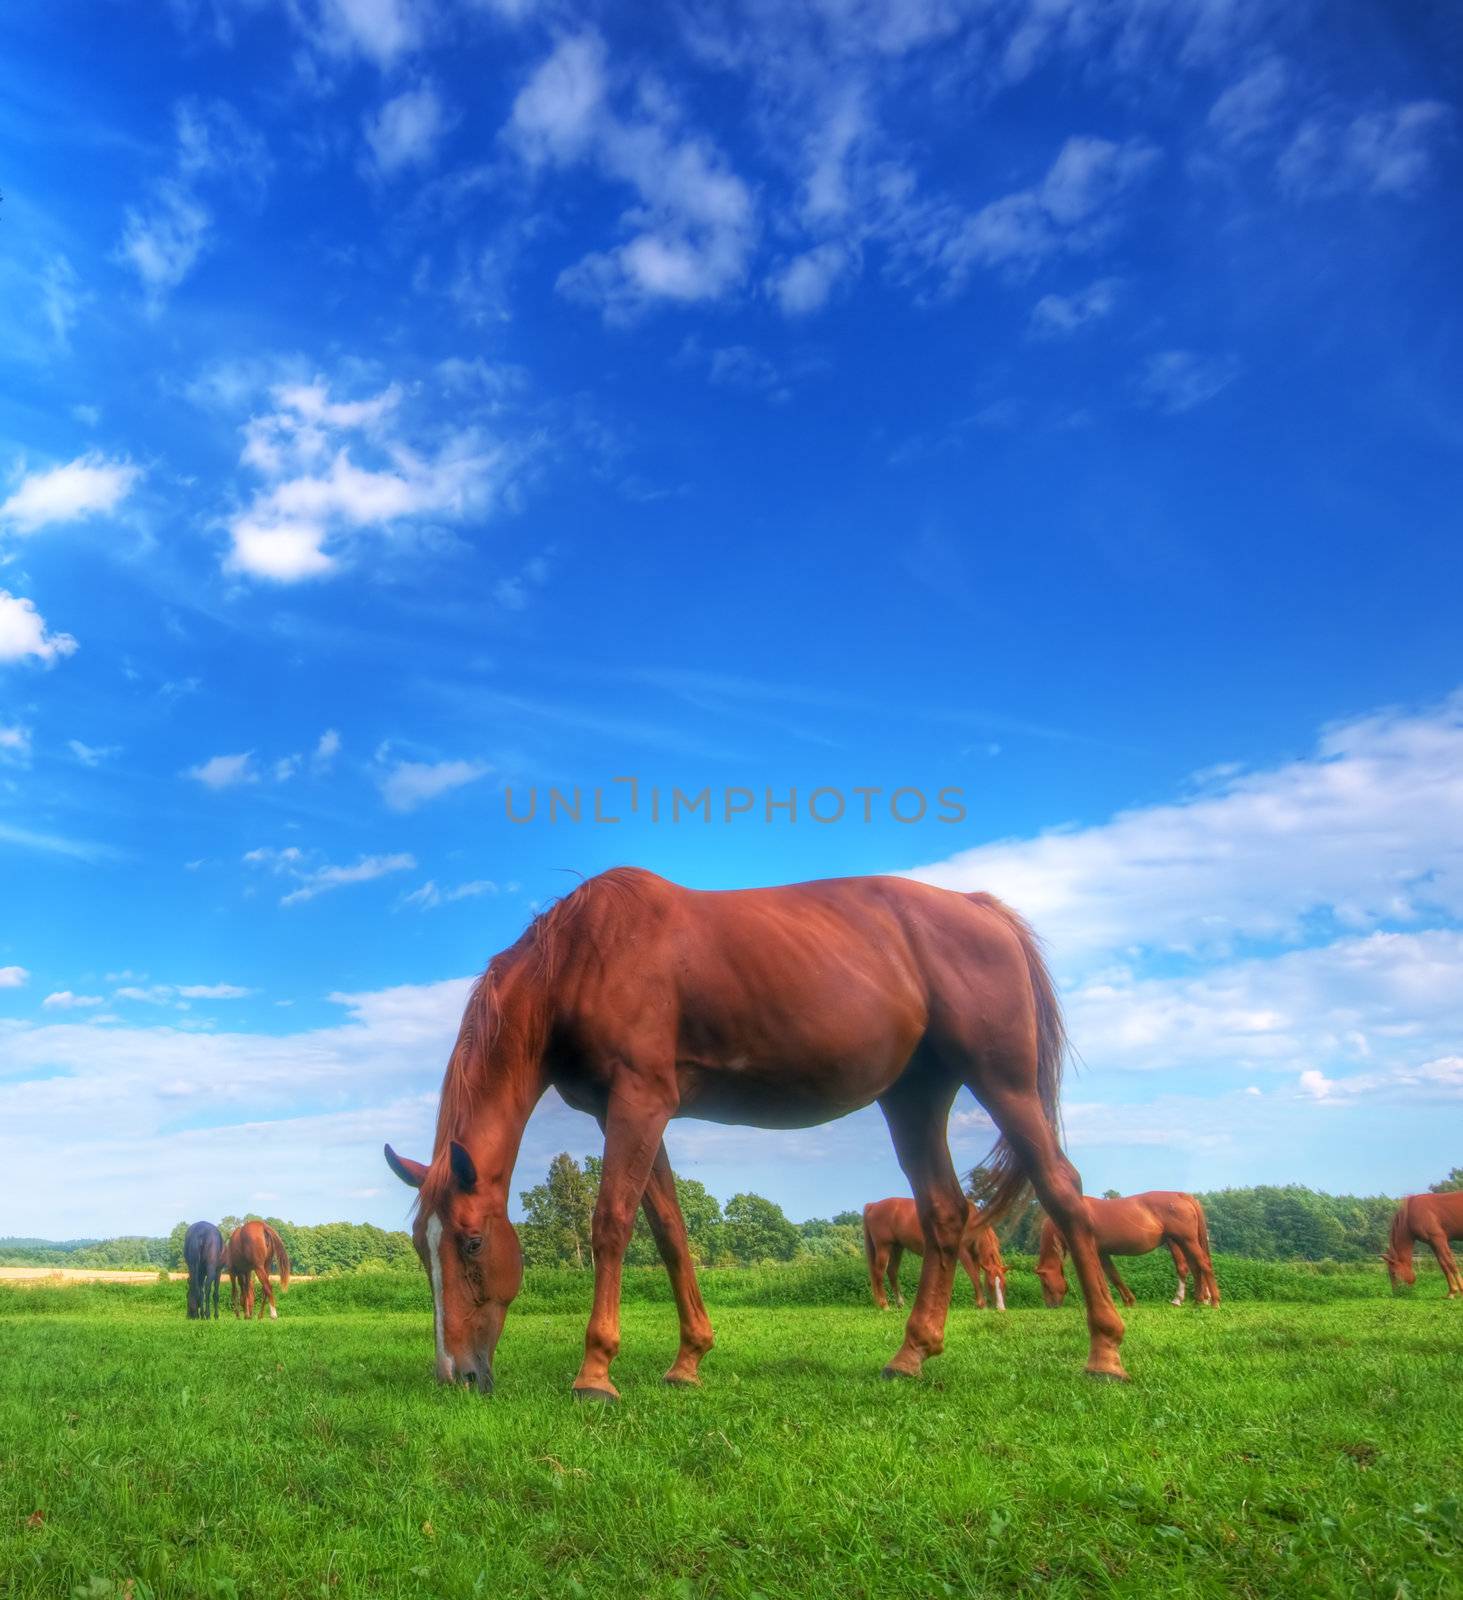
[1,1266,1458,1599]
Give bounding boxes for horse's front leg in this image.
[639,1141,715,1386]
[573,1083,673,1402]
[958,1241,986,1308]
[1426,1233,1462,1298]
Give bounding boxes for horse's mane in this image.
[1387,1199,1414,1262]
[418,868,654,1218]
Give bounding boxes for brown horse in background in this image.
[863,1196,1008,1311]
[1036,1191,1219,1309]
[225,1221,291,1319]
[386,868,1129,1400]
[1383,1192,1463,1296]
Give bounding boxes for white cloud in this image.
[222,377,517,583]
[1135,349,1240,413]
[379,758,488,811]
[0,590,78,665]
[0,966,29,988]
[42,991,105,1009]
[0,726,31,766]
[0,454,141,533]
[279,853,417,905]
[509,33,757,317]
[1278,101,1453,200]
[274,754,301,782]
[1029,277,1121,338]
[364,82,449,177]
[308,0,426,65]
[40,255,85,350]
[69,740,119,767]
[185,752,258,789]
[905,692,1463,973]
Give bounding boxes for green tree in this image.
[519,1152,597,1268]
[167,1221,189,1271]
[1428,1168,1463,1193]
[722,1192,800,1263]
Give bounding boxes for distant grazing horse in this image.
[184,1221,224,1320]
[385,867,1129,1400]
[1036,1191,1220,1309]
[225,1221,291,1319]
[1383,1193,1463,1297]
[863,1196,1008,1311]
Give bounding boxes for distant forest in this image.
[4,1164,1458,1275]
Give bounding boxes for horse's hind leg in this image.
[1425,1233,1462,1298]
[878,1078,967,1380]
[258,1267,276,1319]
[975,1079,1127,1380]
[867,1241,891,1310]
[887,1244,905,1309]
[639,1141,715,1386]
[1167,1241,1190,1306]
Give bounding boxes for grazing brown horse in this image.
[1383,1192,1463,1296]
[863,1196,1008,1311]
[385,867,1128,1399]
[225,1221,291,1320]
[1036,1191,1220,1309]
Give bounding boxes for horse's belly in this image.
[675,1060,884,1129]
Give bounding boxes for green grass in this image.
[2,1282,1459,1598]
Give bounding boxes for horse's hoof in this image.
[880,1363,920,1382]
[572,1385,619,1404]
[1085,1363,1131,1383]
[663,1374,700,1389]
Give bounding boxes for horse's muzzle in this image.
[437,1353,494,1395]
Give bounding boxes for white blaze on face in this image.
[426,1213,449,1376]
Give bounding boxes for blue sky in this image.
[1,0,1460,1237]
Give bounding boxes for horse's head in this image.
[1034,1254,1068,1308]
[386,1140,523,1393]
[1381,1248,1414,1290]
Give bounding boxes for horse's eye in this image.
[463,1235,483,1257]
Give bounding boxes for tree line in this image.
[2,1165,1456,1273]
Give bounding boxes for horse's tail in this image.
[262,1224,292,1289]
[1387,1200,1413,1263]
[862,1206,878,1277]
[964,894,1067,1229]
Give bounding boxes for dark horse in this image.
[184,1221,224,1320]
[1035,1191,1220,1309]
[1383,1192,1463,1297]
[385,868,1127,1399]
[225,1220,291,1319]
[863,1196,1008,1311]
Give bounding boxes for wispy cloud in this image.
[0,966,29,989]
[364,81,450,176]
[114,99,270,310]
[279,853,417,906]
[1134,349,1240,414]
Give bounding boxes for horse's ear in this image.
[449,1140,478,1193]
[384,1144,428,1189]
